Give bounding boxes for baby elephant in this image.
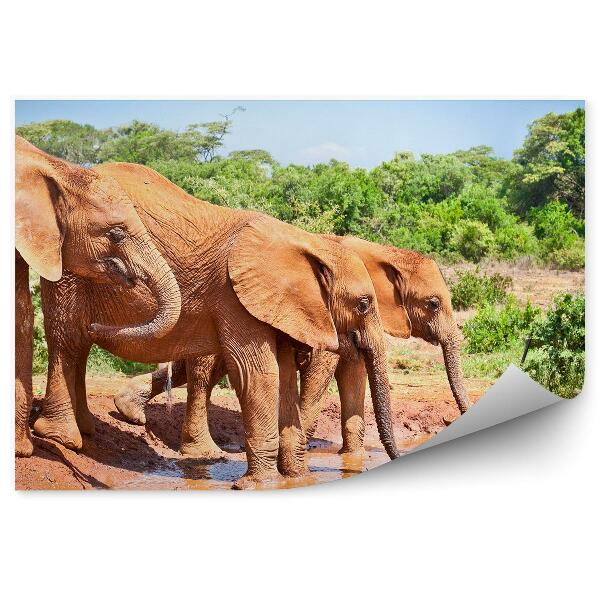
[116,238,469,476]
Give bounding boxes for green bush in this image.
[450,269,512,310]
[463,295,541,353]
[86,346,155,376]
[458,184,512,231]
[524,293,585,398]
[530,200,584,254]
[547,238,585,271]
[450,220,496,262]
[31,278,48,375]
[494,221,539,260]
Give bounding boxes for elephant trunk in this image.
[363,342,400,460]
[89,233,181,343]
[441,331,470,414]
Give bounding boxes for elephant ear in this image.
[228,217,339,351]
[15,138,63,281]
[340,237,412,339]
[366,260,412,339]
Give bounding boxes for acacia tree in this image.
[183,106,245,162]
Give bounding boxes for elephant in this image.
[14,137,182,457]
[115,236,470,475]
[38,162,407,488]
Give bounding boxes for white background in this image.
[0,1,597,598]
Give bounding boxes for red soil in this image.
[15,373,490,490]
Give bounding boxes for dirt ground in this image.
[444,261,585,325]
[15,264,582,491]
[16,365,490,490]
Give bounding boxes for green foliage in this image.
[449,269,512,310]
[524,293,585,398]
[461,344,523,379]
[451,146,520,189]
[494,221,539,260]
[510,108,585,216]
[450,220,496,262]
[527,199,585,269]
[372,151,470,204]
[30,276,48,375]
[20,107,585,377]
[458,184,512,231]
[86,347,155,376]
[17,109,585,268]
[463,295,541,353]
[547,238,585,270]
[16,120,108,165]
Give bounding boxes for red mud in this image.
[16,370,490,490]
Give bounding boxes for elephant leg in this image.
[33,278,85,451]
[114,360,188,425]
[15,252,34,458]
[220,319,283,490]
[180,354,227,459]
[278,340,307,477]
[74,345,94,436]
[299,350,340,443]
[33,338,83,451]
[336,356,367,454]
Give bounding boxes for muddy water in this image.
[19,376,484,491]
[120,436,433,491]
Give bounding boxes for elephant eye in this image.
[427,297,440,311]
[357,296,370,314]
[108,227,126,244]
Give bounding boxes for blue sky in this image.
[15,100,584,168]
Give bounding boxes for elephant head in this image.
[228,216,405,460]
[340,237,470,414]
[15,136,181,343]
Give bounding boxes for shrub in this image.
[524,293,585,398]
[450,269,512,310]
[530,200,584,255]
[86,346,155,376]
[450,220,496,262]
[31,279,48,375]
[546,238,585,271]
[458,184,512,231]
[463,295,541,353]
[494,221,539,260]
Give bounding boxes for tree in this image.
[451,145,519,190]
[372,151,470,204]
[98,120,195,164]
[510,108,585,216]
[16,119,107,165]
[183,106,245,162]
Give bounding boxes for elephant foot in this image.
[338,445,365,456]
[277,456,309,479]
[180,440,227,461]
[15,432,34,457]
[114,394,146,425]
[232,470,286,490]
[76,409,96,436]
[33,415,82,451]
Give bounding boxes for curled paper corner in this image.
[410,364,564,454]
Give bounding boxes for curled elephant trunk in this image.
[363,344,400,460]
[89,233,181,343]
[441,334,470,414]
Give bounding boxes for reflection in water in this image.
[121,432,433,490]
